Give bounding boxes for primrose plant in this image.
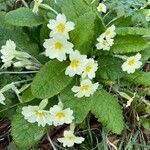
[0,0,150,149]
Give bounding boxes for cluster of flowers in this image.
[95,25,142,73]
[43,13,99,98]
[22,99,84,147]
[96,3,143,74]
[0,40,40,70]
[96,25,116,51]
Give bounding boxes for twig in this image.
[47,133,57,150]
[107,139,118,150]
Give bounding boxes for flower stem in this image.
[0,103,20,113]
[113,55,128,60]
[106,16,121,27]
[13,79,32,85]
[40,4,58,15]
[0,71,38,75]
[47,133,57,150]
[21,0,28,7]
[91,0,96,4]
[103,10,112,20]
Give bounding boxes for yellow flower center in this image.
[34,110,45,117]
[80,85,91,92]
[67,135,76,141]
[85,65,92,73]
[102,39,108,46]
[56,23,66,33]
[98,6,103,12]
[128,59,136,66]
[70,59,79,68]
[105,30,111,36]
[55,112,65,119]
[54,42,63,51]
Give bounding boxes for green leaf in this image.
[60,86,124,134]
[21,87,35,103]
[96,56,126,81]
[141,47,150,63]
[70,11,105,54]
[91,89,124,134]
[62,0,105,54]
[40,23,49,45]
[11,108,46,148]
[0,92,18,119]
[62,0,91,21]
[140,117,150,130]
[111,35,149,54]
[0,11,12,28]
[0,27,40,56]
[116,27,150,36]
[5,8,45,27]
[132,9,148,28]
[146,105,150,114]
[123,71,150,86]
[31,60,73,99]
[113,16,133,27]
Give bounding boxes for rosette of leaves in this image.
[0,0,149,149]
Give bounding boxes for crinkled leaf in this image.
[91,89,124,134]
[132,9,148,28]
[31,60,73,99]
[111,35,149,54]
[113,16,133,27]
[70,11,105,54]
[116,27,150,36]
[0,11,12,28]
[96,56,126,81]
[140,117,150,130]
[141,47,150,63]
[21,87,35,103]
[62,0,91,21]
[11,108,46,148]
[123,71,150,86]
[62,0,105,54]
[5,8,45,27]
